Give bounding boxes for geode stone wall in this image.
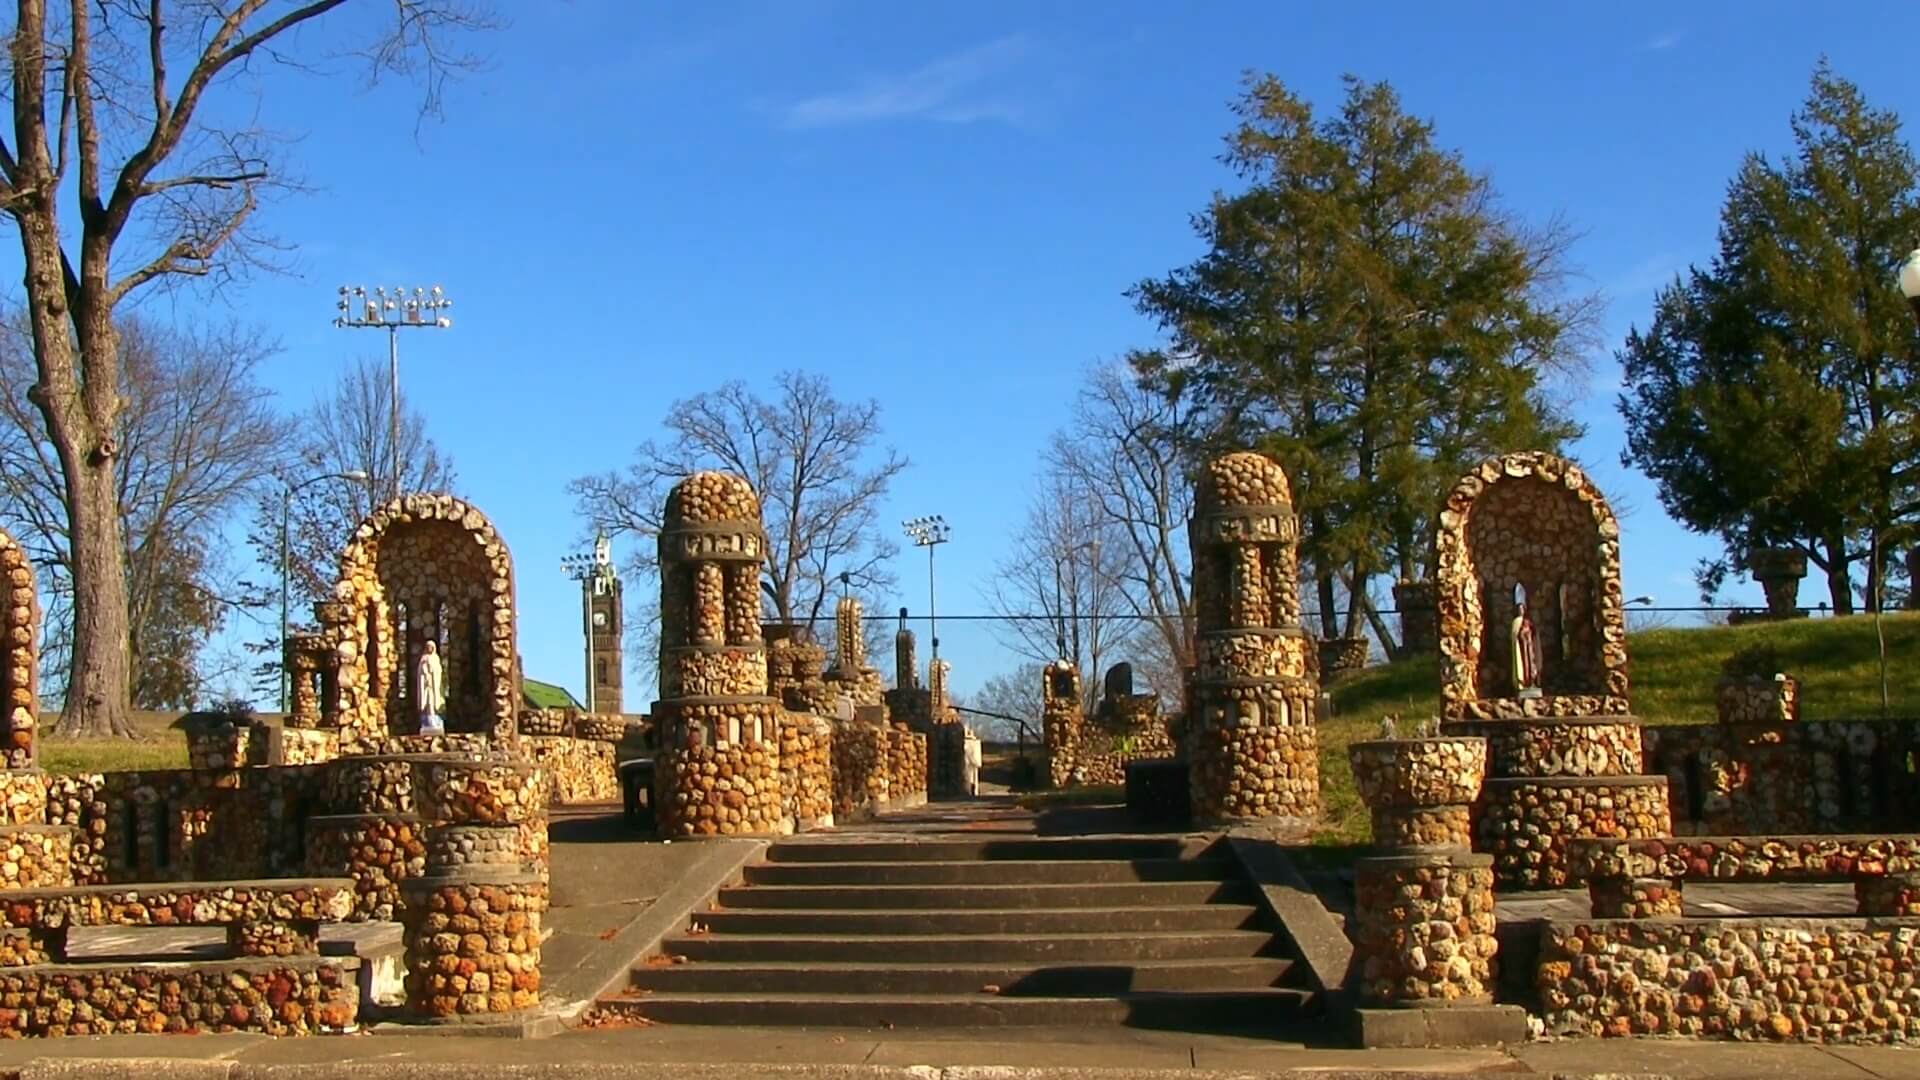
[887,726,927,808]
[1643,719,1920,836]
[520,734,618,805]
[1184,452,1319,826]
[1537,917,1920,1041]
[654,473,788,838]
[1433,453,1670,889]
[324,495,520,745]
[780,712,833,830]
[43,768,325,887]
[0,531,71,899]
[0,957,360,1037]
[1050,667,1175,788]
[830,720,888,821]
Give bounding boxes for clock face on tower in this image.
[592,611,608,628]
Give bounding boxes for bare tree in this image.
[241,355,458,697]
[0,0,491,735]
[1048,364,1196,704]
[570,371,908,665]
[0,312,283,715]
[966,662,1046,744]
[981,473,1142,713]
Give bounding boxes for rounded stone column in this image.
[1185,452,1319,827]
[655,473,789,838]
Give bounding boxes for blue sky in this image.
[27,2,1920,704]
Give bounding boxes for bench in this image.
[0,878,355,965]
[1564,835,1920,918]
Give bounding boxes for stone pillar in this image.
[1349,734,1499,1011]
[1185,452,1319,827]
[655,473,788,838]
[402,759,548,1020]
[1392,579,1439,656]
[0,538,76,898]
[924,659,966,799]
[1041,661,1082,789]
[894,609,918,691]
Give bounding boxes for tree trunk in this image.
[1824,536,1854,615]
[60,458,133,736]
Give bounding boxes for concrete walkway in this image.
[3,1024,1920,1079]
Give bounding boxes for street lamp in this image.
[1899,249,1920,328]
[280,470,369,712]
[333,285,453,502]
[562,533,617,715]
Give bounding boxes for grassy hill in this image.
[1315,612,1920,847]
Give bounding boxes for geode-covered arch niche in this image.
[1435,452,1628,719]
[0,528,38,768]
[328,494,519,742]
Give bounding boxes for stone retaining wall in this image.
[521,735,618,804]
[0,957,358,1037]
[1537,917,1920,1041]
[1475,777,1670,889]
[1643,719,1920,835]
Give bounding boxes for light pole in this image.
[281,469,369,712]
[562,534,616,715]
[333,285,453,503]
[902,516,952,666]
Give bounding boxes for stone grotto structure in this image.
[1434,451,1671,889]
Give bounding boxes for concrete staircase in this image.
[618,835,1317,1032]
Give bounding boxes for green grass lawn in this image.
[1314,612,1920,848]
[37,710,189,775]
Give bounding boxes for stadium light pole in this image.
[281,469,369,712]
[902,516,953,666]
[333,285,453,502]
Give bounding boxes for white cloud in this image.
[1644,30,1684,51]
[781,35,1034,130]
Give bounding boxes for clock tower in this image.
[586,533,624,714]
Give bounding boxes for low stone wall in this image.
[779,713,833,831]
[1055,723,1177,789]
[1537,917,1920,1041]
[1643,719,1920,835]
[0,957,359,1037]
[1475,776,1671,889]
[43,767,327,886]
[520,735,618,804]
[886,726,927,807]
[831,722,887,821]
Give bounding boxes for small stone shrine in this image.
[1435,452,1670,889]
[1184,452,1319,827]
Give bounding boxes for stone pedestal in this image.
[1349,732,1509,1045]
[1747,547,1808,619]
[1353,853,1498,1007]
[1716,676,1798,725]
[1318,636,1371,678]
[401,758,549,1021]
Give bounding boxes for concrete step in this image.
[742,858,1240,886]
[694,905,1264,936]
[766,838,1205,864]
[630,957,1295,995]
[608,989,1313,1030]
[715,881,1256,910]
[663,930,1283,964]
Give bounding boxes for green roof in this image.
[522,678,582,710]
